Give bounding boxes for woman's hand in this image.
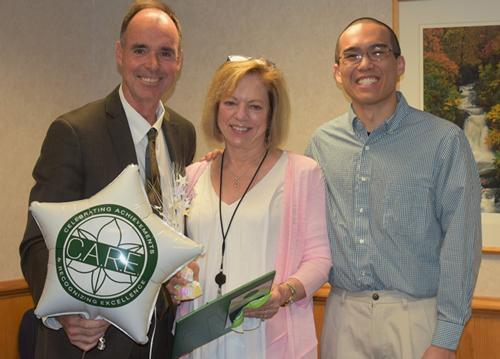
[165,271,188,305]
[243,278,306,320]
[243,285,282,320]
[187,261,200,281]
[199,149,222,162]
[165,261,200,304]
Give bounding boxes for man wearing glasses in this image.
[306,17,481,358]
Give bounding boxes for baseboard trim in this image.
[0,279,31,298]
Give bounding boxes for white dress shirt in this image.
[119,85,173,222]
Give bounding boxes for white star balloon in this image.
[30,165,203,344]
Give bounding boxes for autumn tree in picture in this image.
[423,25,500,212]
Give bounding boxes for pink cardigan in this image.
[186,152,332,358]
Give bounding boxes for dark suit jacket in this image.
[20,87,196,359]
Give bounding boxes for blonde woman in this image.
[184,56,331,358]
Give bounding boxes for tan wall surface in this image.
[1,0,391,281]
[1,0,129,280]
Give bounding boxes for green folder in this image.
[172,270,276,358]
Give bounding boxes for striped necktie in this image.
[145,128,162,216]
[145,128,174,313]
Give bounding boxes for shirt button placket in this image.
[354,144,372,285]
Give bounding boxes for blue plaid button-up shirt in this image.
[306,92,482,350]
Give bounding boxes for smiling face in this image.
[115,8,181,117]
[334,21,405,113]
[217,73,271,152]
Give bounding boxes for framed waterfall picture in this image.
[422,24,500,214]
[398,0,500,251]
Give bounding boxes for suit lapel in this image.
[162,111,183,173]
[103,91,186,175]
[104,87,138,169]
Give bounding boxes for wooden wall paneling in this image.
[456,319,475,359]
[0,279,33,359]
[392,0,399,34]
[313,284,330,355]
[466,298,500,359]
[457,308,500,359]
[472,313,500,358]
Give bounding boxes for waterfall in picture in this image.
[459,84,499,213]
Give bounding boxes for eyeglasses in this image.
[226,55,276,68]
[227,55,252,62]
[231,317,262,334]
[338,44,396,66]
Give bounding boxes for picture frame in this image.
[397,0,500,252]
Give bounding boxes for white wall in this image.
[0,0,392,280]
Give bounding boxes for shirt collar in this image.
[119,84,166,145]
[349,91,409,135]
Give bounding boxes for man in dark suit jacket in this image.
[19,1,195,358]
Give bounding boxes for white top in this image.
[187,152,287,358]
[119,85,176,226]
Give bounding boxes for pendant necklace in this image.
[216,149,269,295]
[229,171,245,189]
[228,165,253,189]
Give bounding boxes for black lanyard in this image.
[215,149,269,294]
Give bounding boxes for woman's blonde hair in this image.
[201,57,290,149]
